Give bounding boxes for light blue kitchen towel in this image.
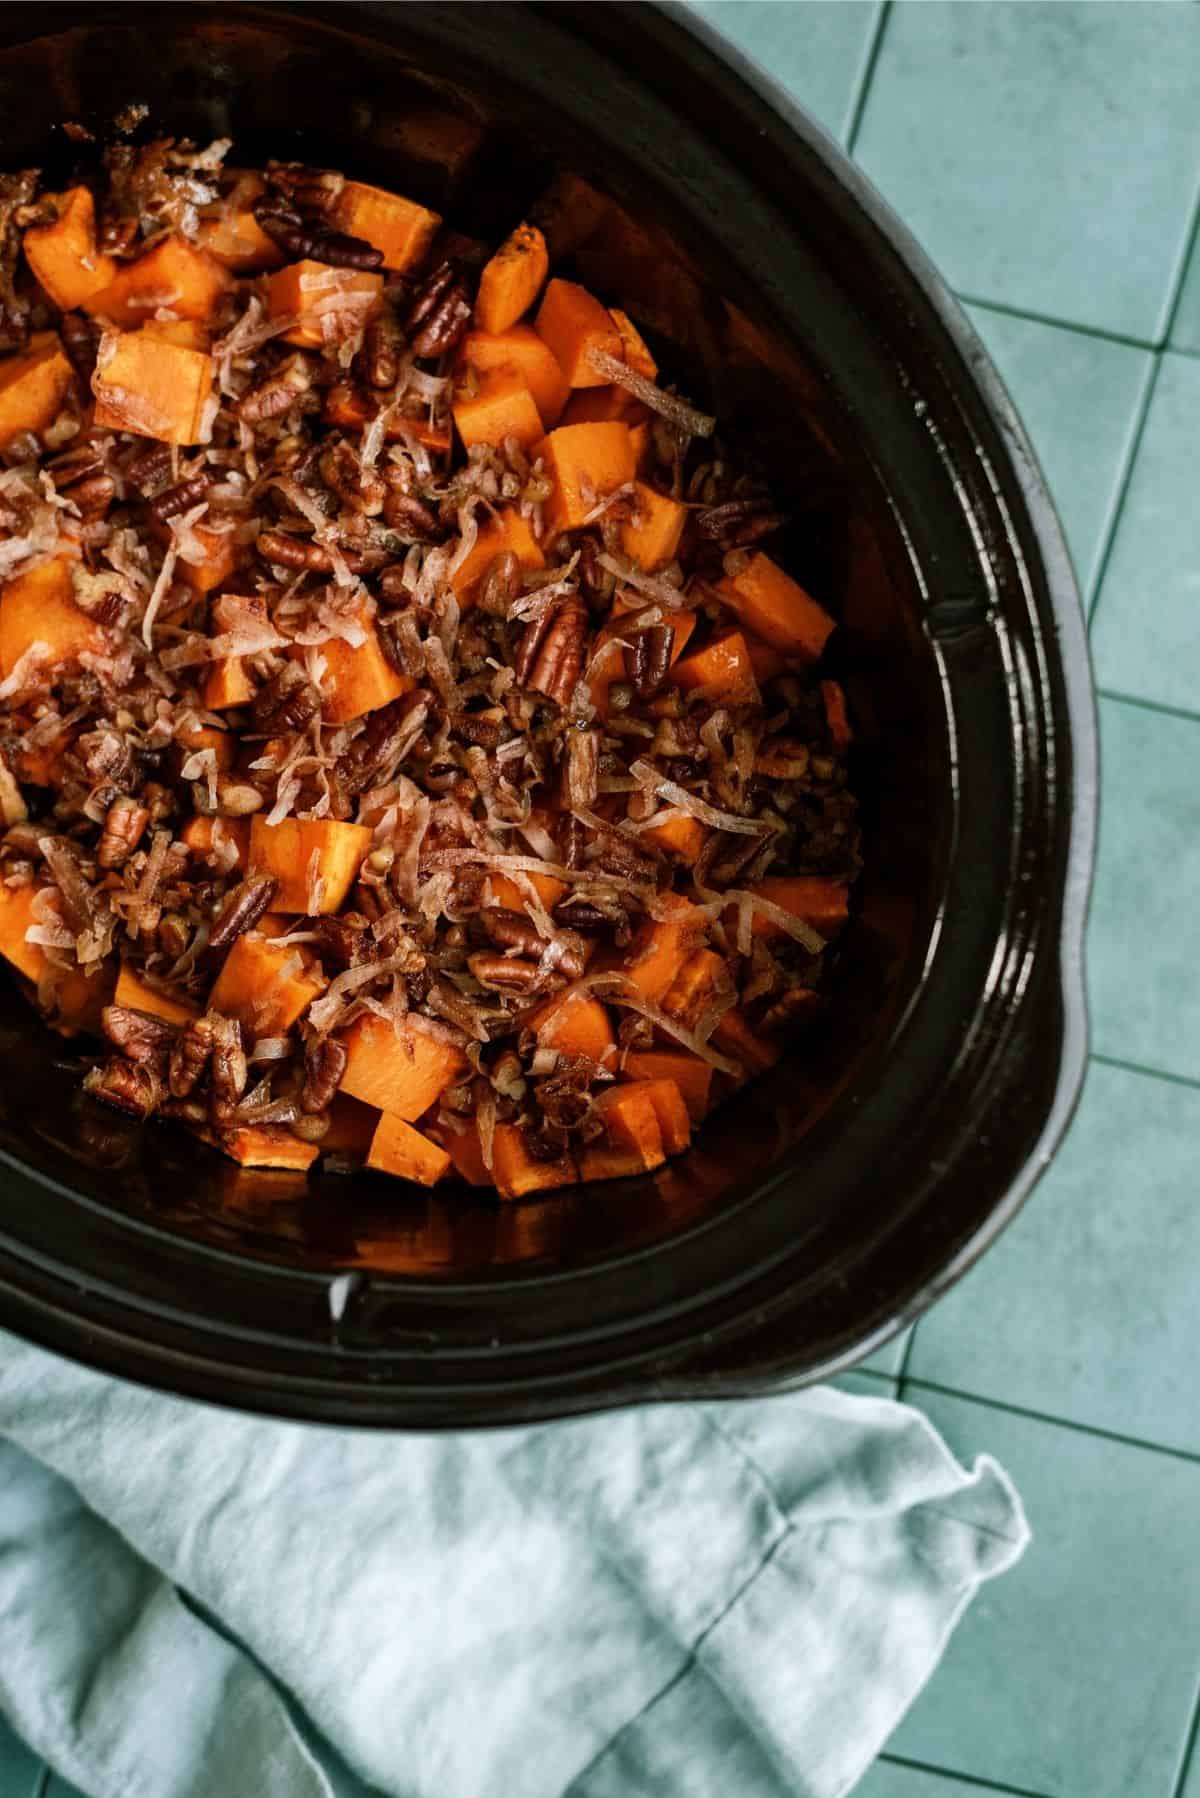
[0,1328,1027,1798]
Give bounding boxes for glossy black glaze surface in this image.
[0,1,1095,1424]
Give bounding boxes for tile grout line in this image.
[1097,685,1200,729]
[878,1753,1055,1798]
[903,1376,1200,1469]
[32,1766,50,1798]
[843,0,892,155]
[955,290,1156,354]
[1091,1051,1200,1096]
[1169,1676,1200,1798]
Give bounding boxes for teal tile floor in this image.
[6,4,1200,1793]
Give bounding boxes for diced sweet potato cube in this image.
[476,221,549,334]
[169,519,238,593]
[534,277,622,387]
[294,615,412,725]
[713,1007,782,1078]
[621,1049,712,1123]
[526,988,616,1067]
[180,816,248,870]
[92,331,215,445]
[450,505,545,606]
[610,309,657,380]
[537,421,636,534]
[176,724,235,772]
[661,948,728,1030]
[367,1112,451,1186]
[0,555,103,677]
[484,869,568,914]
[142,317,212,353]
[85,235,231,327]
[621,892,707,1004]
[717,552,835,660]
[439,1119,491,1187]
[196,179,285,272]
[209,931,326,1038]
[744,633,787,686]
[24,186,117,311]
[453,367,543,452]
[0,882,105,1031]
[211,1124,319,1171]
[671,627,759,703]
[625,1077,691,1155]
[592,1085,666,1171]
[491,1122,576,1201]
[458,325,569,429]
[621,481,686,572]
[201,656,256,710]
[0,332,74,447]
[0,881,49,985]
[113,965,198,1026]
[323,1093,380,1159]
[641,811,707,862]
[332,180,441,272]
[560,386,649,429]
[822,678,853,750]
[577,1140,658,1182]
[248,817,372,914]
[339,1014,468,1120]
[266,260,384,349]
[739,875,851,941]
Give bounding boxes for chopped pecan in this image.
[320,437,386,515]
[334,689,429,793]
[251,663,322,734]
[60,311,102,383]
[101,1002,176,1063]
[207,875,278,952]
[695,498,788,550]
[754,739,811,781]
[312,914,369,970]
[238,353,317,425]
[255,529,367,574]
[468,951,542,994]
[447,707,503,749]
[84,1056,163,1120]
[477,550,522,619]
[46,440,115,517]
[760,985,821,1034]
[382,484,442,540]
[147,472,209,523]
[481,908,542,958]
[96,795,150,869]
[361,310,403,389]
[405,260,472,358]
[378,609,427,678]
[563,725,599,809]
[127,441,173,498]
[300,1034,347,1113]
[264,161,345,216]
[209,1013,248,1122]
[169,1014,216,1099]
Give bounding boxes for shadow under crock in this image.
[0,1,1095,1425]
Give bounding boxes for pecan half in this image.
[209,1013,248,1121]
[481,909,543,958]
[251,662,322,734]
[468,952,541,994]
[563,725,599,809]
[301,1034,347,1113]
[405,261,471,358]
[147,472,208,523]
[101,1003,176,1063]
[84,1056,163,1120]
[169,1015,215,1099]
[238,353,317,425]
[361,310,403,389]
[127,442,173,498]
[320,438,385,515]
[46,440,114,517]
[264,162,345,217]
[96,795,150,869]
[255,529,367,574]
[523,600,587,706]
[477,550,522,618]
[382,485,442,540]
[335,689,430,793]
[629,624,673,699]
[60,311,102,383]
[207,875,278,952]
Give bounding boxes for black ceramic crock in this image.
[0,1,1096,1426]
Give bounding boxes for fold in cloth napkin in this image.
[0,1331,1027,1798]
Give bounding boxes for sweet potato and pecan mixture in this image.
[0,138,859,1200]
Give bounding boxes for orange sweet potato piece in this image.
[439,1119,491,1187]
[621,1049,712,1123]
[266,260,384,349]
[661,948,728,1029]
[248,818,372,914]
[591,1084,666,1171]
[196,177,285,272]
[209,931,326,1037]
[0,332,74,447]
[322,382,452,452]
[526,988,616,1067]
[24,186,117,311]
[744,633,787,686]
[367,1112,451,1187]
[180,816,248,870]
[294,614,412,725]
[450,506,545,605]
[492,1122,576,1201]
[332,181,441,273]
[610,309,657,380]
[713,1007,782,1078]
[621,481,686,572]
[176,723,235,772]
[14,727,73,786]
[671,627,759,703]
[641,811,707,863]
[201,656,256,710]
[0,882,106,1031]
[534,278,622,387]
[92,331,215,445]
[458,325,569,430]
[476,222,549,334]
[822,678,853,750]
[484,869,568,914]
[85,236,231,327]
[621,892,707,1003]
[113,965,198,1026]
[168,519,238,593]
[741,875,851,941]
[210,1124,319,1171]
[627,1077,691,1155]
[0,881,49,985]
[717,552,835,660]
[0,555,103,677]
[453,366,543,452]
[142,317,212,353]
[560,385,649,429]
[339,1014,469,1120]
[537,421,636,534]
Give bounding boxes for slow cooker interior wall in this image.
[0,7,950,1275]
